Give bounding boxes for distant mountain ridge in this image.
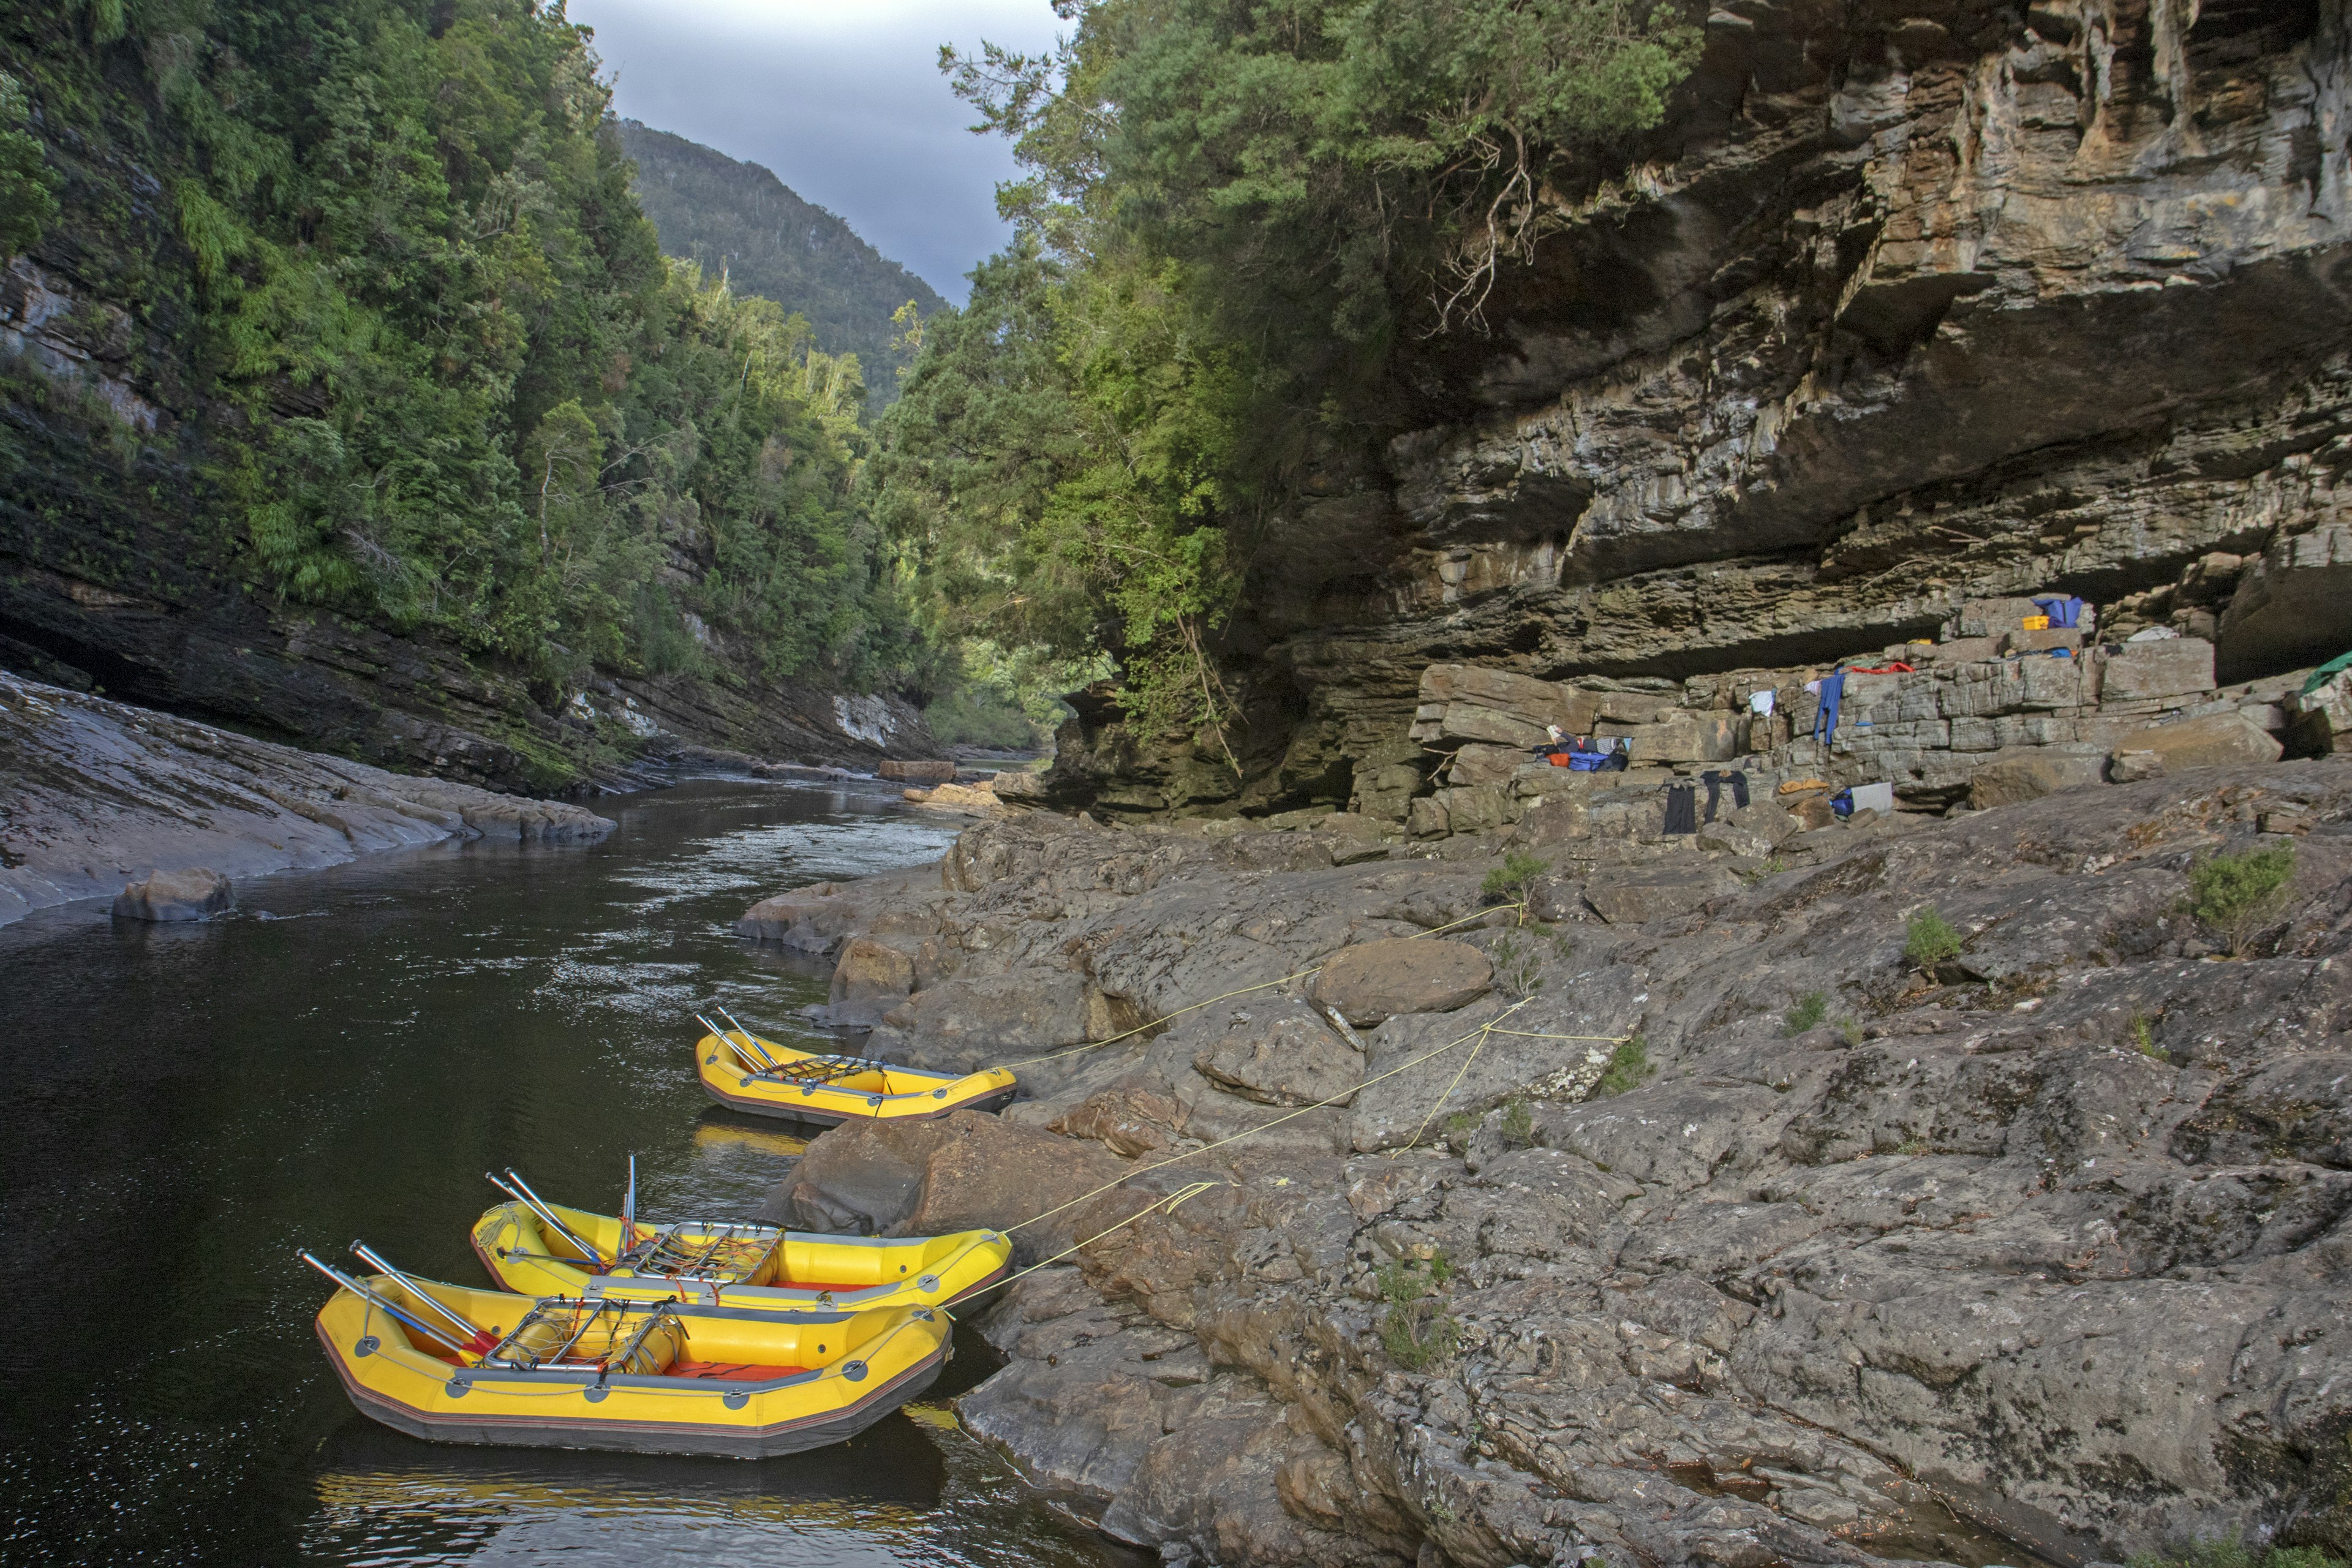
[617,121,945,401]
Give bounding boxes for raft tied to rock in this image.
[473,1170,1011,1310]
[692,1011,1016,1125]
[302,1247,949,1459]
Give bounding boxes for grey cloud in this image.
[571,0,1063,303]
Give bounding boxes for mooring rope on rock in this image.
[1001,997,1535,1238]
[968,996,1645,1300]
[992,903,1523,1072]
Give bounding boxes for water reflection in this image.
[0,780,1122,1566]
[304,1403,1136,1566]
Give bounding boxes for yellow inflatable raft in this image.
[305,1252,948,1458]
[693,1020,1016,1125]
[470,1186,1011,1311]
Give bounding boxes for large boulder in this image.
[763,1110,1126,1263]
[827,937,916,1026]
[871,969,1094,1071]
[1967,748,2108,809]
[111,867,234,922]
[1581,864,1742,925]
[2122,710,2286,772]
[2218,523,2352,682]
[1628,714,1742,764]
[2101,636,2217,703]
[736,882,861,951]
[1311,938,1491,1026]
[1188,995,1363,1106]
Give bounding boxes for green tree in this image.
[886,0,1701,750]
[0,72,59,256]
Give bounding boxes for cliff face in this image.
[1052,0,2352,818]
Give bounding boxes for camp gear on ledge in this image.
[472,1182,1011,1311]
[1847,662,1915,674]
[2305,651,2352,694]
[693,1014,1017,1125]
[2033,595,2087,629]
[1535,734,1627,772]
[305,1250,949,1458]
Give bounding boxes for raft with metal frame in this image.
[471,1169,1011,1310]
[304,1247,948,1459]
[692,1012,1016,1125]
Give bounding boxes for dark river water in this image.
[0,778,1134,1567]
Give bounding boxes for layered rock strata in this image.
[1395,597,2352,836]
[0,670,612,925]
[742,763,2352,1567]
[1044,0,2352,823]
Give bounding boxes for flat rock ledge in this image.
[741,762,2352,1568]
[1,671,614,925]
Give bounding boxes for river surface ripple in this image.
[0,778,1134,1567]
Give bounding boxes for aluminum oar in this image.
[347,1242,497,1354]
[300,1251,477,1362]
[487,1169,608,1268]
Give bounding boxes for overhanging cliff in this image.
[1048,0,2351,818]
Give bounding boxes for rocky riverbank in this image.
[739,761,2352,1568]
[0,670,615,925]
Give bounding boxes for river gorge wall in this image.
[1046,0,2352,824]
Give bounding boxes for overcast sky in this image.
[570,0,1065,303]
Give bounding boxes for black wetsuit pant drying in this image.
[1700,770,1749,823]
[1664,783,1698,835]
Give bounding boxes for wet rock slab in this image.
[0,671,614,926]
[743,764,2352,1568]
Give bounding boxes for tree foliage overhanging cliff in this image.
[3,0,916,692]
[869,0,1697,740]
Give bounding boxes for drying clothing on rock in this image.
[1812,670,1847,744]
[1749,690,1776,716]
[1848,662,1914,674]
[1664,782,1698,835]
[1700,770,1750,823]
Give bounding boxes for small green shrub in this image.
[1905,907,1964,972]
[1488,927,1569,998]
[1594,1034,1652,1097]
[1377,1253,1460,1371]
[2130,1535,2348,1568]
[1839,1017,1864,1047]
[2188,844,2298,958]
[1782,990,1828,1036]
[1481,851,1550,907]
[1443,1109,1480,1142]
[2131,1012,2168,1063]
[1499,1096,1535,1149]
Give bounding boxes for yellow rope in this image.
[1486,1028,1632,1042]
[993,903,1518,1072]
[1409,1014,1496,1152]
[986,1182,1226,1294]
[1003,997,1532,1235]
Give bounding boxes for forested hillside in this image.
[0,0,929,788]
[617,121,944,399]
